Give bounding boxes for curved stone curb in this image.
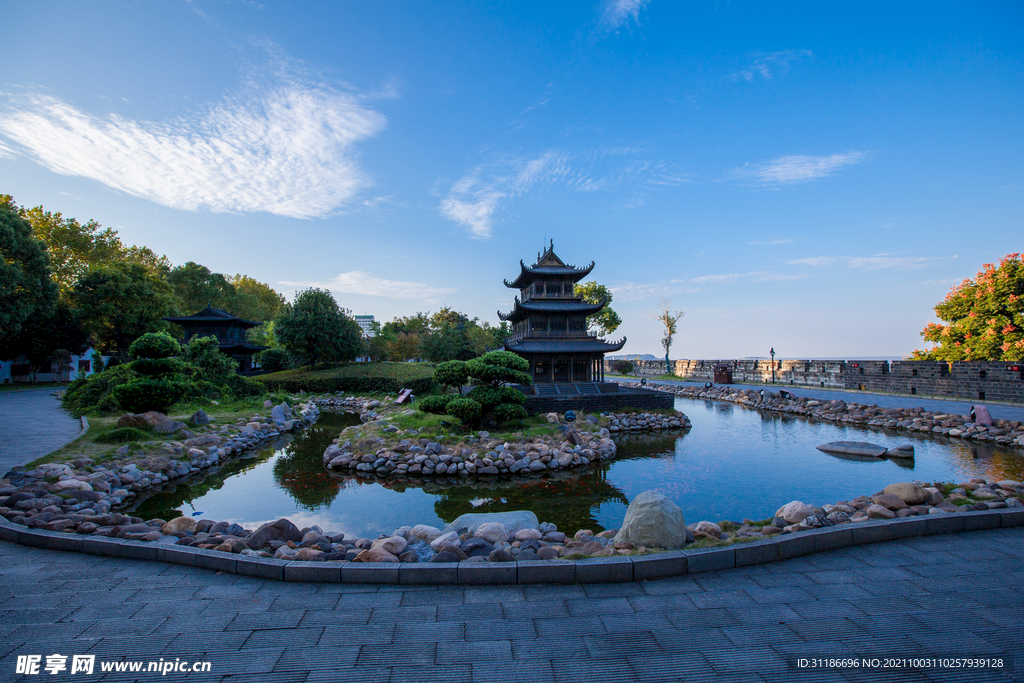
[35,414,89,463]
[2,508,1020,584]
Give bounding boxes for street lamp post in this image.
[770,347,776,384]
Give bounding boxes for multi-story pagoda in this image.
[164,306,267,374]
[500,242,625,384]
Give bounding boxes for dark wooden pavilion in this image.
[164,306,267,374]
[500,242,625,384]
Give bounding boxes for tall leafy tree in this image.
[71,263,177,362]
[649,298,685,371]
[1,194,170,294]
[0,202,57,346]
[913,253,1024,361]
[228,274,286,322]
[167,261,238,314]
[575,281,622,337]
[275,288,362,367]
[0,300,87,383]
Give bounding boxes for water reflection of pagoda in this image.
[500,242,625,384]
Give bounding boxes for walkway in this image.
[631,378,1024,422]
[0,389,82,475]
[1,528,1021,682]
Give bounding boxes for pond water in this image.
[129,398,1024,538]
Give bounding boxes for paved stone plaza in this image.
[0,389,82,475]
[0,528,1021,682]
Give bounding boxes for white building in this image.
[0,347,109,384]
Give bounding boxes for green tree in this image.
[434,360,469,394]
[1,195,170,294]
[0,203,57,346]
[228,274,286,322]
[167,261,238,314]
[71,263,177,362]
[466,350,532,388]
[0,300,88,383]
[575,281,622,337]
[913,253,1024,361]
[275,288,362,367]
[182,335,238,384]
[649,298,685,371]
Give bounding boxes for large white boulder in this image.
[474,522,510,544]
[613,490,687,549]
[883,482,928,505]
[443,511,539,535]
[775,501,813,524]
[407,524,442,544]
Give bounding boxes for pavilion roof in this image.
[503,243,595,289]
[504,337,627,354]
[497,297,607,323]
[164,305,262,329]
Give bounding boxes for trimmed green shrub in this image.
[62,364,139,416]
[128,332,180,360]
[433,360,468,394]
[113,332,189,413]
[114,377,189,413]
[259,347,290,373]
[466,350,531,388]
[492,403,527,424]
[222,373,263,398]
[419,394,455,414]
[446,397,482,425]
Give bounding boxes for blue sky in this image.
[1,1,1021,359]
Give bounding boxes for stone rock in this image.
[474,522,510,544]
[437,544,468,561]
[613,489,688,549]
[116,414,149,429]
[580,541,604,555]
[153,420,187,434]
[866,504,896,519]
[429,531,460,551]
[264,399,274,408]
[370,536,407,555]
[513,528,542,541]
[883,482,928,505]
[271,405,287,423]
[293,548,322,561]
[775,501,814,525]
[487,548,513,562]
[431,551,460,563]
[189,409,210,426]
[693,521,722,539]
[246,518,303,550]
[537,546,560,560]
[51,479,90,492]
[161,516,197,534]
[356,548,399,563]
[138,411,168,426]
[443,511,539,535]
[872,493,909,511]
[408,524,443,544]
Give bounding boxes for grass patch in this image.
[257,362,435,395]
[94,427,153,444]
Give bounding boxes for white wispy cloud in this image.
[0,61,386,218]
[787,255,935,270]
[734,50,813,82]
[440,149,690,238]
[281,271,456,303]
[601,0,650,28]
[730,152,867,185]
[611,271,808,302]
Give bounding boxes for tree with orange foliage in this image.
[912,253,1024,361]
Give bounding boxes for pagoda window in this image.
[545,282,558,295]
[569,318,586,331]
[562,282,573,295]
[531,319,546,332]
[549,318,566,332]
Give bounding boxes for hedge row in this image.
[255,363,435,396]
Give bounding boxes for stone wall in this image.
[605,358,1024,404]
[523,387,674,415]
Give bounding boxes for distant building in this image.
[354,315,376,337]
[0,347,109,384]
[164,305,267,374]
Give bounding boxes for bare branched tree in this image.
[648,298,685,375]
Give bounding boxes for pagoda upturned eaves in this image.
[502,248,595,289]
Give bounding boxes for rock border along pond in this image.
[1,394,1022,583]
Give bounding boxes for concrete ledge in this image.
[236,556,288,581]
[777,533,816,559]
[851,521,892,546]
[811,526,853,552]
[734,539,779,566]
[962,510,1001,531]
[193,548,237,574]
[926,513,965,536]
[3,508,1019,584]
[46,533,84,553]
[630,551,685,581]
[575,556,633,583]
[285,561,342,582]
[517,559,575,584]
[400,562,458,585]
[685,547,734,573]
[458,561,516,585]
[342,562,400,584]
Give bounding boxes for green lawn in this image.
[257,361,436,395]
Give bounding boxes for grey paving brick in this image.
[566,596,635,616]
[437,602,503,622]
[463,586,526,603]
[306,668,389,683]
[689,590,757,609]
[787,617,871,642]
[464,619,536,641]
[664,607,741,629]
[721,623,802,646]
[726,603,803,624]
[437,640,512,662]
[552,657,639,682]
[224,609,305,631]
[273,644,359,670]
[356,642,436,666]
[601,612,673,632]
[742,586,815,604]
[394,621,464,643]
[241,627,325,649]
[535,616,606,638]
[703,645,788,674]
[391,664,473,682]
[627,653,716,681]
[511,636,589,660]
[400,587,464,606]
[501,600,568,621]
[319,624,396,645]
[368,605,437,623]
[584,631,662,658]
[471,660,555,683]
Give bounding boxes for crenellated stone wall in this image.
[605,358,1024,404]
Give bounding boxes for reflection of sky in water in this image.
[131,398,1024,538]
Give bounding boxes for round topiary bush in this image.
[445,397,482,425]
[492,403,528,424]
[418,394,456,414]
[113,332,189,413]
[259,347,290,373]
[128,332,181,360]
